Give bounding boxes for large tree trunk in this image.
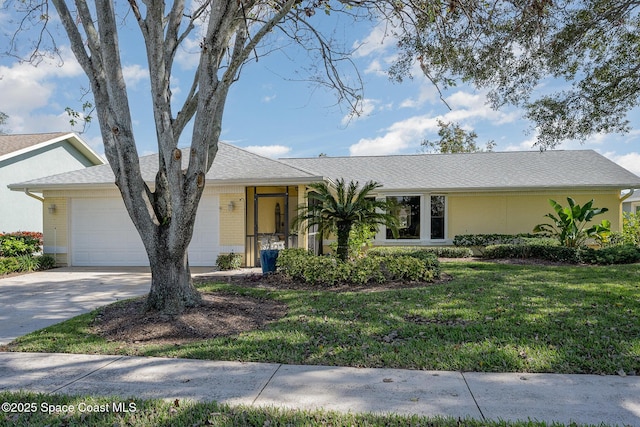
[146,246,201,314]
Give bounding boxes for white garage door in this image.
[71,196,219,266]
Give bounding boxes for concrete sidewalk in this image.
[1,352,639,425]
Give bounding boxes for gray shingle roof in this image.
[0,132,70,157]
[281,150,640,191]
[9,145,640,192]
[9,142,320,190]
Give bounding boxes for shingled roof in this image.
[281,150,640,191]
[9,142,320,190]
[9,145,640,192]
[0,132,104,165]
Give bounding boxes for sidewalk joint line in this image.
[51,356,125,394]
[252,364,282,406]
[461,372,485,421]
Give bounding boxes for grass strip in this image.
[0,391,603,426]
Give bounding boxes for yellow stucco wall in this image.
[218,193,245,247]
[42,186,624,266]
[42,195,69,265]
[448,190,622,237]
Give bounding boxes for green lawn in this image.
[3,262,640,375]
[0,391,584,427]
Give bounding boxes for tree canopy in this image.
[393,0,640,148]
[421,120,495,153]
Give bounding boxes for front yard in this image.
[3,261,639,376]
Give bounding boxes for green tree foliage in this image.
[533,198,610,247]
[394,0,640,148]
[621,212,640,246]
[293,179,398,261]
[421,120,495,153]
[0,112,8,134]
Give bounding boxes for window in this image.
[386,196,421,239]
[430,195,445,239]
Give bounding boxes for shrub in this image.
[0,257,20,275]
[216,253,243,271]
[276,248,440,286]
[0,232,42,257]
[276,248,312,279]
[453,234,537,254]
[483,244,579,263]
[366,247,441,276]
[577,245,640,265]
[621,212,640,246]
[36,254,57,270]
[368,246,472,258]
[380,255,436,282]
[16,255,40,272]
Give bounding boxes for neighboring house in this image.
[8,144,640,267]
[0,132,104,233]
[623,190,640,214]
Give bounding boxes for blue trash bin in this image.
[260,249,279,274]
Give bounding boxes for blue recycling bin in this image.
[260,249,279,274]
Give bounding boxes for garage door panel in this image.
[71,197,219,267]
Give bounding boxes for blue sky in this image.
[1,6,639,176]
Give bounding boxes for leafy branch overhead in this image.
[397,0,640,148]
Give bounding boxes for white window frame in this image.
[378,194,448,244]
[429,194,448,242]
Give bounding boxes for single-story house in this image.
[8,144,640,267]
[0,132,104,232]
[623,190,640,214]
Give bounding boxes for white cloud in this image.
[604,151,640,176]
[350,88,524,156]
[262,94,277,103]
[349,115,440,156]
[352,23,395,58]
[123,64,149,86]
[400,84,439,109]
[341,98,378,125]
[0,47,89,134]
[175,36,202,70]
[0,48,82,115]
[243,144,291,158]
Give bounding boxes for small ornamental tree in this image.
[294,179,398,261]
[533,198,610,248]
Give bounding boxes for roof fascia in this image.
[9,176,329,193]
[374,185,639,194]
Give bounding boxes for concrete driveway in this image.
[0,267,157,345]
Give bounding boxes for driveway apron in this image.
[0,267,153,345]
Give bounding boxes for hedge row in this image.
[367,246,473,258]
[276,248,440,286]
[453,233,539,248]
[0,232,43,257]
[483,243,640,265]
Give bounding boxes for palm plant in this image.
[533,197,610,247]
[293,179,399,261]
